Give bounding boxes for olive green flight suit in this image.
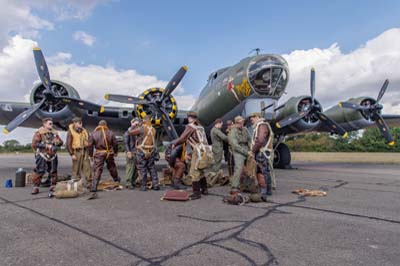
[209,126,228,175]
[228,126,250,192]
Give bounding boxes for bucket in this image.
[5,179,13,188]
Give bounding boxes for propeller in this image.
[160,66,188,102]
[276,68,348,137]
[3,47,104,134]
[105,66,188,140]
[338,79,395,145]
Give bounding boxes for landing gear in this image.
[274,143,292,169]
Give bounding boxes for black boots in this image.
[199,177,208,195]
[190,181,201,200]
[87,192,98,200]
[266,175,272,196]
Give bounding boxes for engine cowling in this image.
[136,87,178,127]
[275,96,323,132]
[324,97,377,131]
[29,80,78,123]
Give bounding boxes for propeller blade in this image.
[310,68,316,104]
[33,47,51,91]
[338,101,370,111]
[3,99,45,134]
[372,113,395,145]
[161,66,188,101]
[156,106,178,139]
[276,110,310,128]
[376,79,389,103]
[104,94,150,105]
[57,97,105,113]
[316,112,348,137]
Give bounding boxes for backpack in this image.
[188,124,214,170]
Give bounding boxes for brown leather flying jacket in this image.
[173,121,201,146]
[129,122,156,148]
[88,125,118,157]
[31,127,63,157]
[252,122,270,154]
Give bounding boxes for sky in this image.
[1,0,400,144]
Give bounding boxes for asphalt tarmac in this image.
[0,154,399,266]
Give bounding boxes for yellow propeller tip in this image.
[338,102,342,108]
[104,94,109,100]
[388,141,395,146]
[343,132,349,139]
[2,128,9,134]
[100,106,105,113]
[276,123,281,129]
[182,65,188,71]
[33,47,41,51]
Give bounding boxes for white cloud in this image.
[73,31,96,46]
[16,0,114,21]
[0,1,53,47]
[0,35,38,101]
[282,28,400,113]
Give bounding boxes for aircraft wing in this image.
[382,114,400,127]
[0,99,190,140]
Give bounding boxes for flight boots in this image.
[190,181,201,200]
[199,177,208,195]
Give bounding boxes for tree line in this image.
[286,127,400,152]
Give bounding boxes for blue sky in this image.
[33,0,400,94]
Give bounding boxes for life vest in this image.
[251,120,273,158]
[68,123,89,149]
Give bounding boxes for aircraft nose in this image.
[248,55,289,97]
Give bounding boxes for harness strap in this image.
[100,127,112,159]
[138,125,155,150]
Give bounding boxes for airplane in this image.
[0,48,399,169]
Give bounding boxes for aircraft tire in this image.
[274,143,291,169]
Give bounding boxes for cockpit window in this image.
[273,69,287,96]
[248,58,288,98]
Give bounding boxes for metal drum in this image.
[15,168,26,187]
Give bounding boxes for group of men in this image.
[165,111,275,202]
[30,110,275,203]
[208,112,275,203]
[31,117,120,199]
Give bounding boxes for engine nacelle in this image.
[29,80,79,125]
[324,97,377,131]
[136,87,178,127]
[275,96,322,133]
